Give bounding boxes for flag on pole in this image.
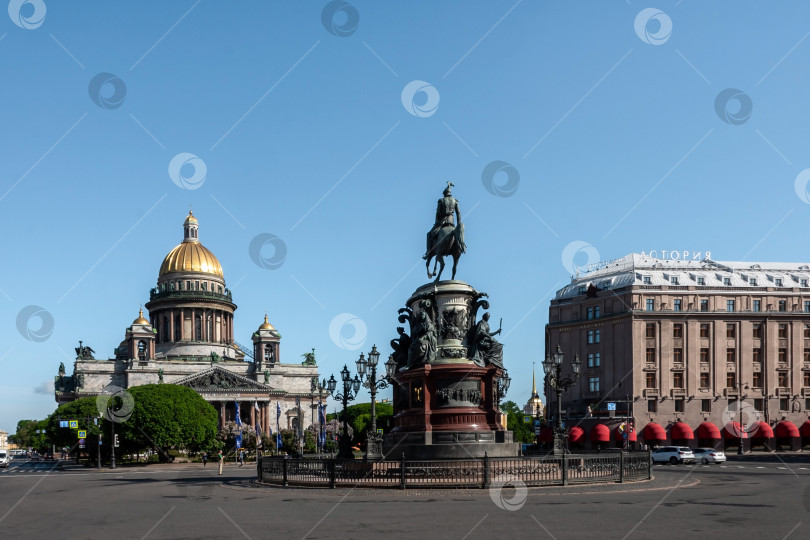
[235,433,242,449]
[234,401,242,428]
[276,432,282,449]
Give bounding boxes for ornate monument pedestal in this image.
[383,280,520,459]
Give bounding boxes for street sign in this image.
[376,429,383,434]
[78,438,85,445]
[59,420,68,428]
[618,422,626,433]
[534,428,540,435]
[523,415,532,423]
[78,430,86,439]
[534,419,541,427]
[69,420,78,428]
[607,403,616,411]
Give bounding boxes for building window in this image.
[726,324,735,338]
[646,323,656,338]
[753,300,761,312]
[646,372,656,388]
[778,371,788,387]
[674,399,684,413]
[587,307,594,320]
[752,324,762,338]
[162,318,169,343]
[648,399,657,413]
[700,323,709,337]
[775,278,783,287]
[646,348,656,363]
[805,301,810,313]
[673,299,682,311]
[137,340,147,361]
[724,277,731,286]
[186,280,191,290]
[752,372,762,388]
[587,353,601,367]
[587,330,600,344]
[750,278,758,286]
[646,299,654,311]
[594,329,600,343]
[753,349,762,363]
[701,399,711,413]
[194,315,202,341]
[578,286,586,295]
[754,399,763,412]
[643,276,652,284]
[804,324,810,338]
[700,372,710,388]
[673,324,683,338]
[726,349,735,363]
[779,348,787,363]
[700,299,709,312]
[802,279,808,287]
[727,300,735,312]
[697,277,705,285]
[778,324,787,338]
[805,372,810,387]
[779,398,789,410]
[673,348,683,363]
[589,377,600,392]
[671,276,679,285]
[700,348,709,362]
[174,315,181,341]
[778,300,786,312]
[805,349,810,363]
[726,372,736,388]
[673,372,684,388]
[594,306,600,319]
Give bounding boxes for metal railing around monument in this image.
[256,452,651,489]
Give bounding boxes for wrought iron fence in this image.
[257,452,651,489]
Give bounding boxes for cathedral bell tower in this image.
[253,314,281,373]
[127,309,156,365]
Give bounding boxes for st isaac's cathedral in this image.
[54,211,321,435]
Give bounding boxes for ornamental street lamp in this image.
[311,377,329,455]
[542,345,581,456]
[356,345,397,460]
[328,364,362,459]
[731,381,750,455]
[495,371,511,407]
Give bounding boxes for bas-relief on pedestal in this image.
[383,184,519,459]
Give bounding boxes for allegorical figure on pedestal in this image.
[423,182,466,281]
[469,312,504,368]
[408,309,437,368]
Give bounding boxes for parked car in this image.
[651,446,695,464]
[692,448,726,464]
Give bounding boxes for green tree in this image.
[11,419,49,452]
[46,398,104,461]
[501,400,535,444]
[117,384,219,460]
[331,402,394,444]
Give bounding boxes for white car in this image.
[0,451,9,468]
[651,446,695,465]
[692,448,726,464]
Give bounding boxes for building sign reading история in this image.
[639,250,711,260]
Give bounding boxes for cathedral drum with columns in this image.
[54,212,321,437]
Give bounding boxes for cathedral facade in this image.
[54,212,322,437]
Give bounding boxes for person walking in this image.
[202,452,208,467]
[217,450,223,476]
[238,450,244,467]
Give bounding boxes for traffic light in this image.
[114,434,119,448]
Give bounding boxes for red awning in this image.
[670,422,694,440]
[538,426,554,443]
[590,424,610,443]
[568,426,585,443]
[775,421,800,438]
[642,422,666,441]
[614,426,637,442]
[801,421,810,438]
[696,422,721,439]
[750,421,773,439]
[723,422,748,439]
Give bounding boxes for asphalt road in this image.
[1,457,808,539]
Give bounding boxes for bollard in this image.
[328,458,336,489]
[561,454,568,486]
[619,451,624,483]
[282,457,288,487]
[482,452,490,489]
[400,452,406,490]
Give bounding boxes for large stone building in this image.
[545,253,810,451]
[55,212,321,436]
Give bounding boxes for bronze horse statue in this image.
[425,223,465,281]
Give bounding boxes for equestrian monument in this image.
[383,183,519,459]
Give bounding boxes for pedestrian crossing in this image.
[0,462,59,474]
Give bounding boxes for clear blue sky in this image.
[3,1,810,432]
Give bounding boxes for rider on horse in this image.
[423,182,466,260]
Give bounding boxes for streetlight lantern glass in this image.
[572,354,581,374]
[327,374,337,393]
[503,372,511,393]
[368,344,380,367]
[385,355,396,378]
[554,345,564,365]
[341,364,350,382]
[356,353,367,376]
[352,374,361,394]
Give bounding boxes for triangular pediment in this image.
[175,366,273,392]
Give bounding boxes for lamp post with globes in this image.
[356,345,398,460]
[327,365,362,460]
[542,345,581,456]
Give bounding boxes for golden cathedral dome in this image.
[158,211,224,278]
[133,308,150,325]
[258,314,275,331]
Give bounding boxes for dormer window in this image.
[696,276,705,285]
[671,276,679,285]
[643,276,652,284]
[775,278,783,287]
[801,279,808,287]
[749,278,757,286]
[723,277,731,286]
[578,286,586,295]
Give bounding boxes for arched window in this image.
[194,315,202,341]
[138,340,147,361]
[206,315,213,342]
